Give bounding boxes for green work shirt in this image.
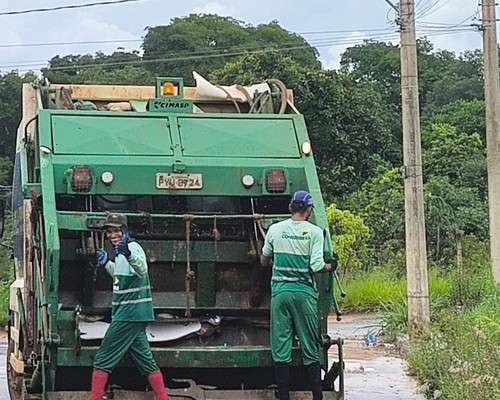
[104,241,154,322]
[262,218,325,299]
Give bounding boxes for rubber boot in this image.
[274,362,290,400]
[306,362,323,400]
[88,369,109,400]
[147,370,170,400]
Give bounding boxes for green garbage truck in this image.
[3,74,344,399]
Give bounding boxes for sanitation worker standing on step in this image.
[89,212,170,400]
[260,191,335,400]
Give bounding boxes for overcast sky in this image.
[0,0,485,74]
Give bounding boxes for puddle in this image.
[328,314,425,400]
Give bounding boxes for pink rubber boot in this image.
[147,370,170,400]
[88,369,109,400]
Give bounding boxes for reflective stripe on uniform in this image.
[112,297,153,306]
[114,285,151,294]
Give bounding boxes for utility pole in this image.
[482,0,500,285]
[399,0,430,336]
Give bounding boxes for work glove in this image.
[96,250,109,267]
[114,225,132,257]
[120,224,132,243]
[325,258,338,272]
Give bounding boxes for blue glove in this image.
[97,250,109,267]
[120,225,131,243]
[115,226,132,257]
[114,241,131,257]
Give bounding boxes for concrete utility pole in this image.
[399,0,430,336]
[482,0,500,285]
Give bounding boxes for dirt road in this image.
[329,314,425,400]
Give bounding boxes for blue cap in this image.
[290,190,314,207]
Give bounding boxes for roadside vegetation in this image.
[0,14,496,399]
[333,233,498,400]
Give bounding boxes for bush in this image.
[408,289,500,400]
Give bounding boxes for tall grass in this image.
[408,288,500,400]
[339,269,451,313]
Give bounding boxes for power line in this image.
[0,33,412,70]
[0,23,473,55]
[0,27,475,73]
[0,28,397,50]
[0,0,147,17]
[0,23,478,73]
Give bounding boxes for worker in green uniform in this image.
[260,191,335,400]
[89,212,170,400]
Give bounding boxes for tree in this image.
[213,52,399,199]
[340,40,402,111]
[422,123,487,198]
[424,177,488,262]
[429,99,485,142]
[142,15,321,84]
[326,203,370,275]
[0,71,36,160]
[42,51,153,84]
[422,49,483,117]
[341,168,405,269]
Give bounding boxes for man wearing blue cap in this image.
[260,190,335,400]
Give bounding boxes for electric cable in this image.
[0,0,148,17]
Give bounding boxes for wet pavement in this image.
[328,314,425,400]
[0,315,424,400]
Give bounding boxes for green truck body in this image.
[6,77,344,399]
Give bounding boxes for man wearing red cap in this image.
[89,212,170,400]
[260,191,335,400]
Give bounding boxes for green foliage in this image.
[0,156,13,186]
[429,99,485,140]
[422,123,486,192]
[0,260,12,326]
[214,53,399,199]
[342,168,405,269]
[424,177,488,262]
[408,289,500,400]
[300,71,398,198]
[43,52,154,84]
[423,49,484,116]
[444,235,493,308]
[420,121,487,263]
[211,51,307,88]
[0,208,13,326]
[341,268,452,313]
[340,40,402,110]
[340,270,405,312]
[325,204,369,274]
[142,15,321,85]
[0,71,36,160]
[378,295,408,339]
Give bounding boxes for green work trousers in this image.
[271,291,321,365]
[93,321,159,376]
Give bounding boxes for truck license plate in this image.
[156,173,203,190]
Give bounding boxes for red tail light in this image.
[71,166,93,192]
[266,169,286,193]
